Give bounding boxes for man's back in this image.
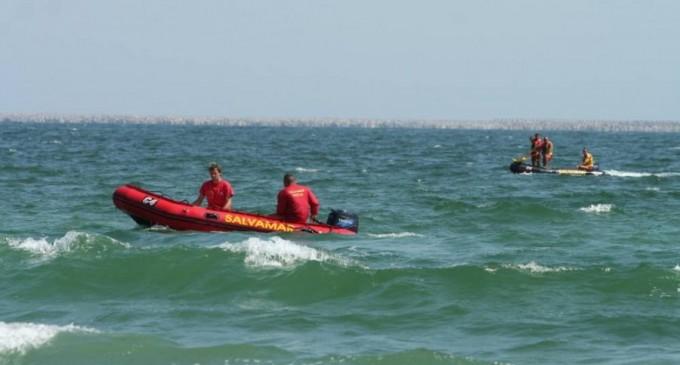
[276,184,319,223]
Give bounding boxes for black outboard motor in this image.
[326,209,359,233]
[509,161,524,173]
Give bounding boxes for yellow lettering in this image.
[224,214,296,232]
[263,221,276,230]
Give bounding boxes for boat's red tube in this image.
[112,184,357,235]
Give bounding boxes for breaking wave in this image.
[579,204,613,214]
[294,167,319,172]
[3,231,129,258]
[0,322,97,354]
[501,261,578,273]
[217,236,351,268]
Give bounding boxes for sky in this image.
[1,0,679,120]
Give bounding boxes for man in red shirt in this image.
[530,133,544,167]
[192,163,234,211]
[275,174,319,224]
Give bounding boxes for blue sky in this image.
[1,0,679,120]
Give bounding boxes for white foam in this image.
[5,231,128,257]
[218,236,347,268]
[645,187,661,191]
[0,322,97,354]
[673,265,680,272]
[604,170,652,177]
[146,225,173,232]
[294,167,318,173]
[579,204,613,214]
[605,170,680,178]
[506,261,576,273]
[433,144,442,148]
[367,232,423,238]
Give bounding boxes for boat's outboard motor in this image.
[326,209,359,233]
[509,161,523,173]
[509,157,530,174]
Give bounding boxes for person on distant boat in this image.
[542,137,554,168]
[192,162,234,211]
[275,173,319,224]
[530,133,544,167]
[578,147,595,171]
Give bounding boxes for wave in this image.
[0,332,493,365]
[605,170,680,178]
[316,348,495,365]
[0,321,97,355]
[217,236,352,268]
[579,204,613,213]
[500,261,579,273]
[4,113,680,132]
[294,167,319,172]
[367,232,424,238]
[2,231,129,258]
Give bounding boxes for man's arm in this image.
[192,193,204,206]
[222,197,232,211]
[276,191,287,217]
[308,189,320,221]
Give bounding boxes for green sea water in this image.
[1,121,680,364]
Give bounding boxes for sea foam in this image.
[5,231,128,257]
[367,232,423,238]
[505,261,577,273]
[605,170,680,178]
[579,204,613,214]
[0,322,97,354]
[294,167,319,173]
[218,236,348,268]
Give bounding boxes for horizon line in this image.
[2,112,680,132]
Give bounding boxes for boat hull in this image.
[509,162,604,176]
[112,184,357,235]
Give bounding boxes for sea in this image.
[1,118,680,365]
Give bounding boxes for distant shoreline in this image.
[2,113,679,132]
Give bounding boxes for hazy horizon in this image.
[3,112,680,133]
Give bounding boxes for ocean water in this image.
[1,120,680,365]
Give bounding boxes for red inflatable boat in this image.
[113,184,358,235]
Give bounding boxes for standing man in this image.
[193,162,234,211]
[275,173,319,224]
[530,133,544,167]
[542,137,554,168]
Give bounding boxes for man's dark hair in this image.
[283,173,296,186]
[208,163,222,173]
